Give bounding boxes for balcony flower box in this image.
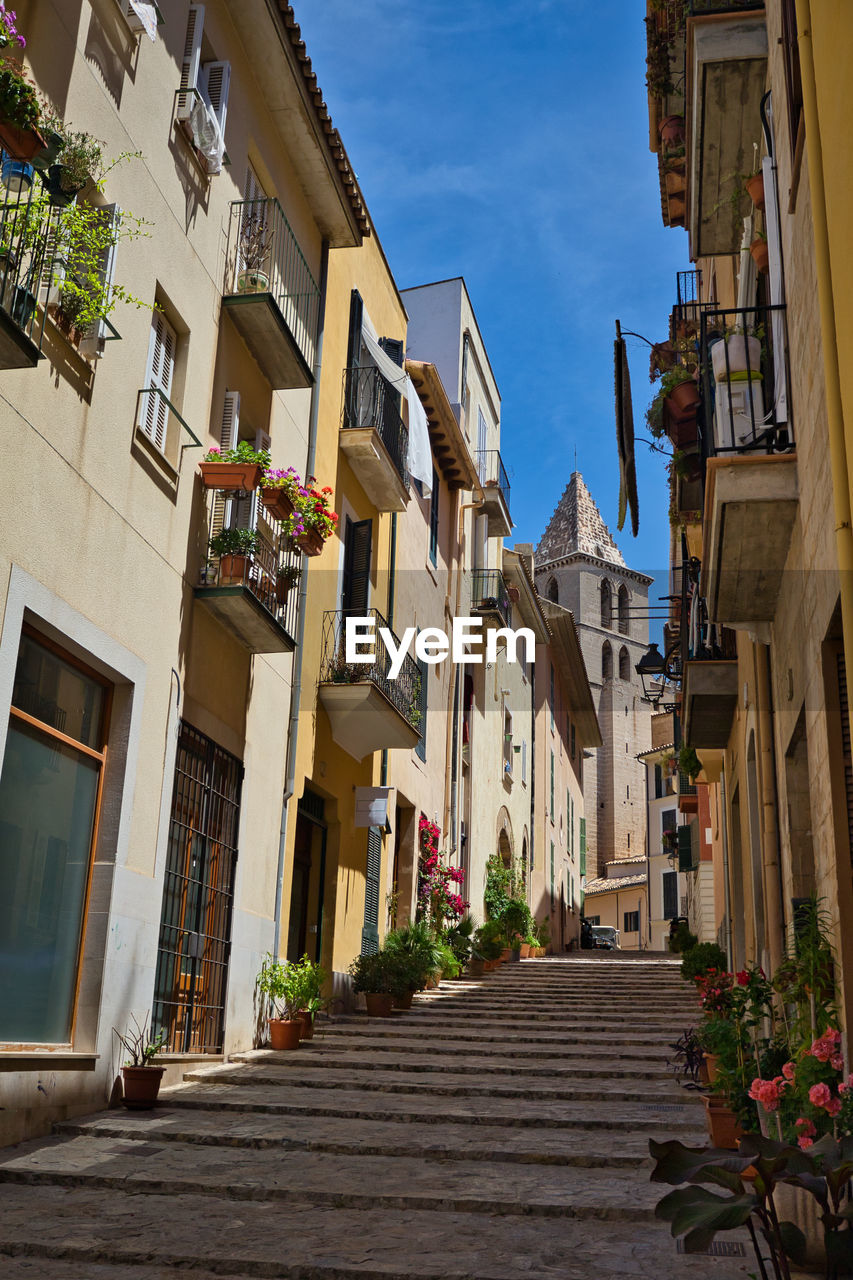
[199,461,263,491]
[0,117,45,162]
[259,487,295,522]
[295,527,324,557]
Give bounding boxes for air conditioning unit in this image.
[714,375,765,451]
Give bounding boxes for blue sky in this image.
[297,0,688,631]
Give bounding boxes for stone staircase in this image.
[0,955,755,1278]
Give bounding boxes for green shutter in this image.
[361,826,382,954]
[550,751,555,815]
[579,817,586,877]
[678,825,697,872]
[415,656,428,762]
[342,517,372,615]
[550,841,555,905]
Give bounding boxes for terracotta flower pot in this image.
[520,943,531,959]
[121,1065,165,1110]
[297,1011,314,1041]
[702,1094,744,1149]
[667,380,701,418]
[218,553,250,586]
[499,947,511,963]
[364,992,394,1018]
[269,1018,301,1050]
[0,118,46,161]
[745,172,765,210]
[392,991,414,1010]
[750,238,770,273]
[199,461,263,491]
[703,1052,719,1084]
[295,527,325,557]
[259,488,295,522]
[658,115,685,145]
[665,412,698,450]
[468,958,485,978]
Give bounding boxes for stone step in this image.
[183,1063,687,1104]
[163,1081,703,1131]
[229,1047,675,1081]
[318,1022,682,1047]
[0,1132,663,1221]
[328,1012,696,1031]
[0,1184,754,1279]
[55,1108,692,1166]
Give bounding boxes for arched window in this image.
[602,641,613,681]
[600,579,612,629]
[619,645,630,681]
[547,576,558,603]
[618,585,629,635]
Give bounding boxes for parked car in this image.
[590,925,620,950]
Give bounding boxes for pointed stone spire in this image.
[536,472,626,568]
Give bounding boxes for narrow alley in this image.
[0,958,754,1279]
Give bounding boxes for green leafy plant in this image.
[209,527,259,558]
[500,898,533,945]
[203,439,271,468]
[348,950,397,996]
[291,953,326,1017]
[384,920,442,989]
[114,1013,167,1067]
[677,744,702,779]
[474,918,505,961]
[681,942,728,981]
[669,921,698,954]
[0,64,39,130]
[255,953,306,1021]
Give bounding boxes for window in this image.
[342,516,372,613]
[415,654,428,762]
[550,663,555,732]
[600,579,612,629]
[550,750,555,819]
[550,841,555,907]
[662,809,677,834]
[662,871,678,920]
[137,310,177,454]
[585,914,600,927]
[547,576,558,603]
[570,721,576,759]
[618,646,630,681]
[568,790,573,859]
[781,0,804,162]
[602,642,612,681]
[521,738,527,785]
[0,630,111,1043]
[617,585,629,634]
[624,911,640,933]
[429,466,439,566]
[654,764,662,799]
[503,706,513,778]
[177,4,230,175]
[477,407,488,482]
[579,817,586,877]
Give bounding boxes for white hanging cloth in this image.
[189,95,224,175]
[361,311,433,495]
[128,1,158,41]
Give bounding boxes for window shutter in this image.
[360,827,382,955]
[210,391,240,540]
[342,517,372,615]
[762,153,788,425]
[230,426,267,532]
[477,407,487,482]
[78,204,120,357]
[415,657,428,762]
[201,60,230,132]
[347,290,364,368]
[579,817,586,877]
[118,0,158,38]
[429,466,439,566]
[663,871,678,920]
[677,825,696,872]
[137,310,176,451]
[521,739,527,785]
[178,5,204,119]
[378,336,404,367]
[836,651,853,853]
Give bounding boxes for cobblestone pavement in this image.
[0,955,757,1278]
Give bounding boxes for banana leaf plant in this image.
[650,1132,853,1280]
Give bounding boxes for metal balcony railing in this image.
[342,364,409,487]
[476,449,510,505]
[319,608,422,735]
[0,186,63,355]
[224,197,320,369]
[688,0,763,13]
[199,489,302,642]
[471,568,511,626]
[697,302,792,458]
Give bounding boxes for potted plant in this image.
[290,953,326,1041]
[283,479,339,557]
[209,526,259,585]
[237,211,271,292]
[745,170,765,210]
[384,920,442,993]
[710,327,763,382]
[256,952,305,1050]
[349,950,397,1017]
[750,230,769,273]
[39,125,103,207]
[259,465,301,522]
[275,563,300,605]
[0,62,45,161]
[115,1014,167,1109]
[474,919,505,970]
[677,744,702,780]
[658,114,685,146]
[199,439,270,491]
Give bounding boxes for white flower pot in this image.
[710,335,761,382]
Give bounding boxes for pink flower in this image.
[826,1097,842,1118]
[782,1062,796,1081]
[809,1082,832,1109]
[798,1135,815,1150]
[736,970,749,986]
[831,1053,845,1071]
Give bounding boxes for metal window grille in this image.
[153,722,243,1053]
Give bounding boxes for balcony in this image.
[194,489,301,653]
[685,3,767,258]
[471,569,511,628]
[0,189,60,368]
[476,450,512,536]
[339,364,409,511]
[222,197,320,389]
[318,609,422,760]
[681,591,738,749]
[698,303,798,627]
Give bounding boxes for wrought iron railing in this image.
[476,449,511,508]
[471,568,511,626]
[0,184,61,353]
[342,364,409,486]
[670,268,714,347]
[688,0,763,12]
[199,488,302,641]
[319,608,422,735]
[698,302,792,457]
[224,197,320,369]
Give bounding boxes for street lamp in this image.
[635,642,667,704]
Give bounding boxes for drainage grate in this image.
[677,1240,747,1257]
